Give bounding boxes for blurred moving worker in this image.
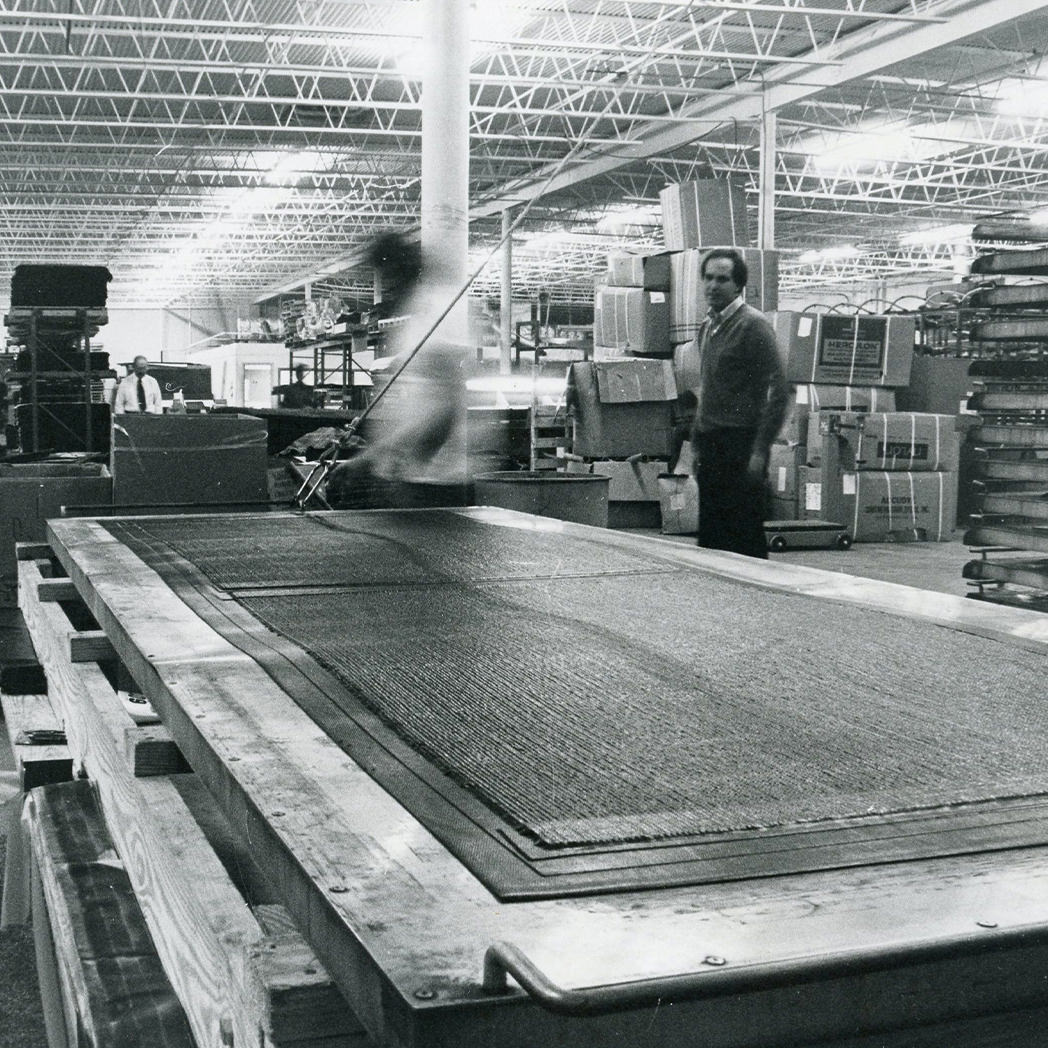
[690,248,789,559]
[325,233,468,509]
[273,363,317,409]
[113,355,163,414]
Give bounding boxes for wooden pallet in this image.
[15,544,367,1048]
[529,403,571,471]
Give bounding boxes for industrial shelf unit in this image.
[3,307,114,453]
[285,323,377,412]
[962,247,1048,608]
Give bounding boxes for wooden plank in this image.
[30,855,74,1048]
[18,555,308,1048]
[251,904,368,1047]
[24,782,195,1048]
[68,629,116,663]
[36,579,78,603]
[16,542,52,561]
[38,511,1048,1048]
[123,724,190,777]
[0,692,72,790]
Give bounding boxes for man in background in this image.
[273,363,317,409]
[113,355,163,414]
[691,248,790,559]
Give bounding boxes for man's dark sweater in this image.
[693,300,790,451]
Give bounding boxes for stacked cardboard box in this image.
[770,312,915,387]
[567,359,678,527]
[769,386,897,519]
[659,181,750,251]
[766,313,916,524]
[593,284,671,359]
[669,247,779,345]
[797,411,961,542]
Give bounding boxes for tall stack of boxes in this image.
[660,180,780,534]
[769,311,960,541]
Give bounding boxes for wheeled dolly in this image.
[765,519,852,552]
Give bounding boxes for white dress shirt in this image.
[113,372,163,414]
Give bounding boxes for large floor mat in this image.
[102,511,1048,898]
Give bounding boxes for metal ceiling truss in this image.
[0,0,1047,308]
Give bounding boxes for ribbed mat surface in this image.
[242,576,1048,846]
[107,512,668,588]
[106,513,1048,848]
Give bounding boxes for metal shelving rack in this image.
[961,249,1048,608]
[4,307,114,453]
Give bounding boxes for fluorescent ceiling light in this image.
[469,0,524,43]
[996,76,1048,117]
[265,150,327,186]
[898,223,973,246]
[595,205,661,233]
[797,245,858,264]
[809,121,961,172]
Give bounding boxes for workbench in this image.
[18,508,1048,1048]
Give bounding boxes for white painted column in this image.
[500,208,514,374]
[758,109,776,250]
[421,0,470,344]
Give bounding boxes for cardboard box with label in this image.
[817,411,960,472]
[778,385,896,446]
[658,473,699,535]
[594,287,671,357]
[659,181,751,251]
[801,467,957,541]
[669,248,779,342]
[769,442,806,502]
[568,360,678,459]
[605,251,672,291]
[841,470,958,542]
[798,465,824,519]
[771,312,914,387]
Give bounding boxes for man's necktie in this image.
[137,376,147,412]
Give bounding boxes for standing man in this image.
[113,355,163,414]
[273,363,317,409]
[691,248,790,558]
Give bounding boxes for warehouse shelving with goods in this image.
[961,245,1048,608]
[3,307,114,454]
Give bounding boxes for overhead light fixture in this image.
[808,120,962,173]
[797,245,859,264]
[595,205,661,233]
[898,223,973,246]
[995,76,1048,117]
[264,150,326,186]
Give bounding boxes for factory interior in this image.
[6,2,1048,1047]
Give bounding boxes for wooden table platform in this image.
[25,508,1048,1048]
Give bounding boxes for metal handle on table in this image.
[482,921,1046,1018]
[482,940,735,1016]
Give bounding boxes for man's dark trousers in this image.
[695,427,768,559]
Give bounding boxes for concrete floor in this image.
[634,530,978,599]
